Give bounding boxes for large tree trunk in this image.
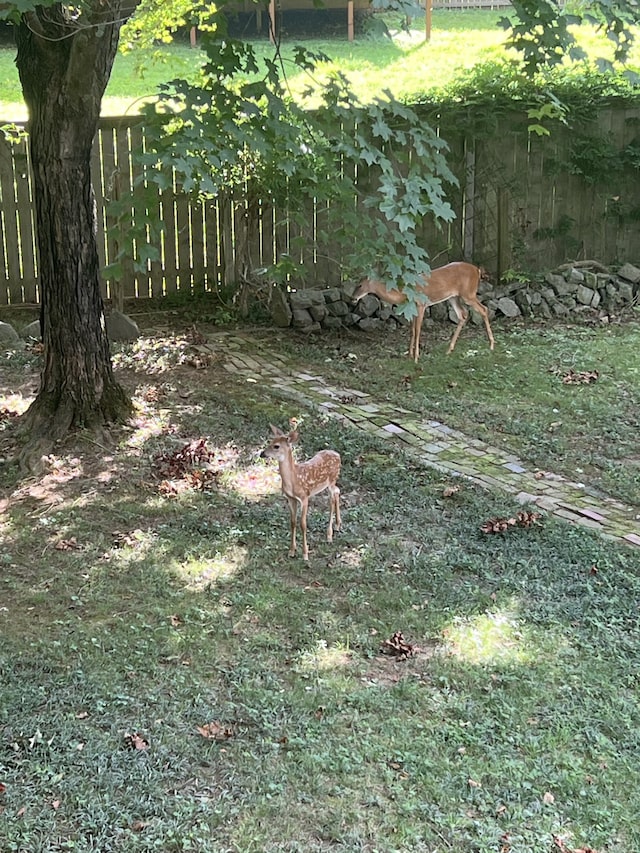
[15,4,133,470]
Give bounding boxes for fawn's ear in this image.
[288,430,299,444]
[270,424,285,437]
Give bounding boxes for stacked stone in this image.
[268,262,640,332]
[488,262,640,321]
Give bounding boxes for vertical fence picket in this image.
[189,199,206,293]
[0,135,24,304]
[93,123,110,300]
[174,180,192,293]
[159,173,179,296]
[12,136,37,303]
[0,139,13,304]
[203,198,221,293]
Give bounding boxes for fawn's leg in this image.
[299,497,310,560]
[286,497,298,557]
[327,485,341,540]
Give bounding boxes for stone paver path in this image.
[213,331,640,550]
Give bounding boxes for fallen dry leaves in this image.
[123,732,149,751]
[552,834,600,853]
[380,631,416,660]
[561,369,599,385]
[549,366,599,385]
[196,721,234,741]
[0,409,20,422]
[481,510,542,534]
[152,438,239,496]
[54,537,80,551]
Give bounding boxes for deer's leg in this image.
[299,497,310,560]
[413,305,426,364]
[327,484,341,541]
[286,497,298,557]
[446,297,469,354]
[469,298,495,350]
[408,317,417,361]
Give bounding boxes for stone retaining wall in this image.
[1,263,638,346]
[268,263,640,333]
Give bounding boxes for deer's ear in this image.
[270,424,284,437]
[288,430,299,444]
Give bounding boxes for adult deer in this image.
[260,425,341,561]
[352,261,495,363]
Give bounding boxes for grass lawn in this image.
[269,315,640,507]
[1,312,640,852]
[1,11,639,120]
[1,12,640,848]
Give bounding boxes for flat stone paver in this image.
[212,331,640,549]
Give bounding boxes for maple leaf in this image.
[481,517,516,534]
[481,511,542,534]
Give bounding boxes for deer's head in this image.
[260,424,298,462]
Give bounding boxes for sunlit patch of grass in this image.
[172,545,248,590]
[293,638,355,674]
[226,461,281,500]
[124,407,170,450]
[443,604,538,665]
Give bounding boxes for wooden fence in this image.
[1,104,640,307]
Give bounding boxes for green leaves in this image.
[504,0,638,74]
[0,0,58,21]
[107,24,459,306]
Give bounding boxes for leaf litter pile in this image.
[481,510,542,534]
[549,366,599,385]
[380,631,416,660]
[153,438,237,496]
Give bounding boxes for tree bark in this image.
[14,3,134,470]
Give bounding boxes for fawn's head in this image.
[260,424,298,462]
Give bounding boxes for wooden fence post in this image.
[463,137,475,262]
[497,186,510,282]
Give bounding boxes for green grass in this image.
[268,315,640,506]
[1,317,640,851]
[1,10,639,120]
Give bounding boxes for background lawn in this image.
[1,10,639,119]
